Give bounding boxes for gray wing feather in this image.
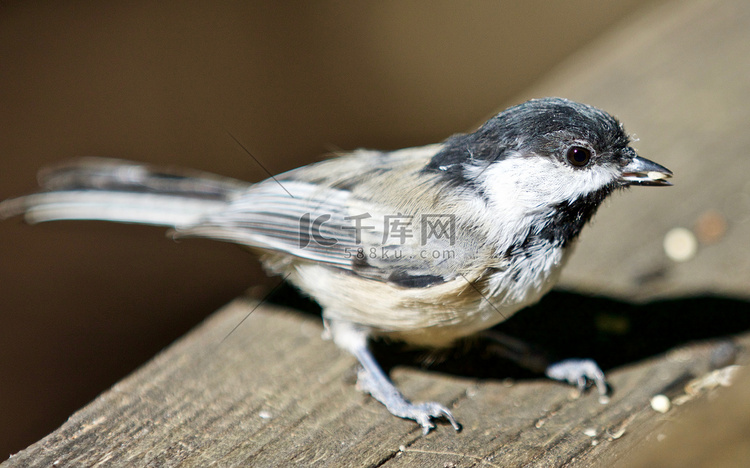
[5,154,479,287]
[178,180,364,268]
[180,179,474,285]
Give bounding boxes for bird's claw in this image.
[545,358,608,397]
[399,401,462,435]
[355,364,462,434]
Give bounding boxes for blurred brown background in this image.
[0,0,679,457]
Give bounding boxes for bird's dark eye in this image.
[566,146,591,167]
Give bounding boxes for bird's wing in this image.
[180,177,479,288]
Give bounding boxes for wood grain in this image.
[4,300,747,467]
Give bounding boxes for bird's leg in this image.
[326,319,461,434]
[481,330,609,398]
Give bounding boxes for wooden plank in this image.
[2,297,748,467]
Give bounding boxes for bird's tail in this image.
[0,158,248,228]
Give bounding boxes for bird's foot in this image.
[357,367,461,434]
[545,358,609,400]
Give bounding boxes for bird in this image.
[0,97,672,434]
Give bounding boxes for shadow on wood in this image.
[3,292,748,467]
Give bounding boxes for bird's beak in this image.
[620,155,673,186]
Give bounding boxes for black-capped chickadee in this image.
[0,98,672,434]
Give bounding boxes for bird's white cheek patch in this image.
[477,158,616,210]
